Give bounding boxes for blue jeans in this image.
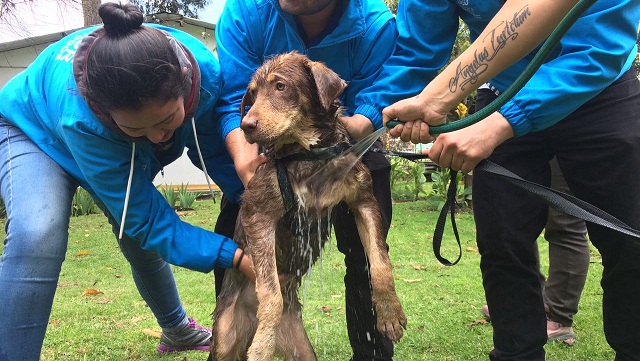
[0,119,186,361]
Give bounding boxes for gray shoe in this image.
[157,317,212,353]
[547,320,576,346]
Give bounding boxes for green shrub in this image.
[427,168,472,210]
[177,183,198,210]
[158,184,178,209]
[390,157,432,201]
[0,196,5,218]
[72,187,95,216]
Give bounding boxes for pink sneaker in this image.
[547,320,576,346]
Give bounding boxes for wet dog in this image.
[209,52,406,361]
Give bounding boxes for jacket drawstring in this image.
[191,117,218,200]
[119,142,136,240]
[118,118,215,241]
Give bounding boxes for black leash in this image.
[377,149,640,265]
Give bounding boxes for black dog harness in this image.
[275,142,352,213]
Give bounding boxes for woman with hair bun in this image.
[0,3,255,359]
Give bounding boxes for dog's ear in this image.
[309,61,347,111]
[240,89,255,119]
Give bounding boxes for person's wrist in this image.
[418,85,461,119]
[234,249,245,269]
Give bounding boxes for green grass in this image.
[0,199,612,360]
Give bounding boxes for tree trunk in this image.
[82,0,101,26]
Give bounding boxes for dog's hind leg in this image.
[211,271,256,361]
[350,194,407,343]
[276,299,317,361]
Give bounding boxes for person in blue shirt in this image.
[0,3,255,360]
[382,0,640,360]
[210,0,398,359]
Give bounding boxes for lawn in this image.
[0,198,613,360]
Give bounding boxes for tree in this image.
[82,0,101,26]
[383,0,398,14]
[0,0,81,39]
[130,0,209,19]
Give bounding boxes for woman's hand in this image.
[233,248,255,282]
[233,249,293,287]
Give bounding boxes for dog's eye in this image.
[275,82,286,91]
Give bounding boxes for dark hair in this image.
[80,3,187,111]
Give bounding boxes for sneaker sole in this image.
[157,344,210,353]
[548,333,576,346]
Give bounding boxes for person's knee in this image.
[7,216,69,259]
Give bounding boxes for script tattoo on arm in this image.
[449,5,532,93]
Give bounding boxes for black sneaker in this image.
[157,317,212,353]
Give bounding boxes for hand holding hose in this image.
[426,113,513,174]
[382,93,446,144]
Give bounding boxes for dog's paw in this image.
[375,296,407,342]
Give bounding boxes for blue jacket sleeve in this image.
[362,0,460,126]
[346,13,397,129]
[60,120,238,273]
[499,0,640,136]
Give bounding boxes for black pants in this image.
[474,70,640,361]
[214,143,394,361]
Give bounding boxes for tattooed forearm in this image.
[449,5,532,93]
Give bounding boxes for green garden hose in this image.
[386,0,598,134]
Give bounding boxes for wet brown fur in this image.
[209,52,406,361]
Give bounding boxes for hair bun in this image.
[99,2,144,36]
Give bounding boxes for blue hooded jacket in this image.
[0,24,241,273]
[368,0,640,136]
[214,0,397,138]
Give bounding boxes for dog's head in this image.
[240,51,347,150]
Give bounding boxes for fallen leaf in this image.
[413,265,426,271]
[97,299,112,304]
[76,250,90,257]
[49,319,61,326]
[115,274,123,278]
[82,288,103,296]
[331,294,342,298]
[465,319,488,327]
[141,328,162,338]
[321,305,332,313]
[466,246,478,253]
[402,279,422,283]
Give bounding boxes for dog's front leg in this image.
[242,212,282,361]
[351,196,407,343]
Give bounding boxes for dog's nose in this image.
[241,117,258,133]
